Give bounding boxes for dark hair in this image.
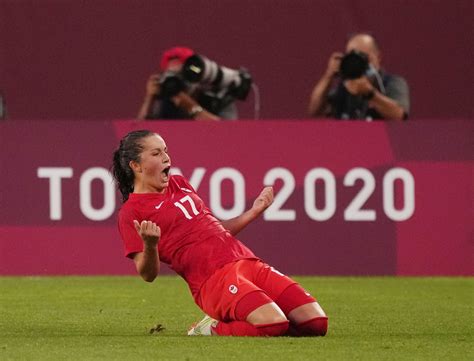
[112,129,155,202]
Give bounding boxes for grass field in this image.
[0,276,472,360]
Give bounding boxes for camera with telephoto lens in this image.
[339,50,370,79]
[182,54,252,100]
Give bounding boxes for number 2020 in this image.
[264,167,415,222]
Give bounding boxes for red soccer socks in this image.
[212,320,289,336]
[288,316,328,336]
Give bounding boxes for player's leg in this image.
[211,291,289,336]
[255,263,329,336]
[191,260,289,337]
[275,283,328,336]
[189,291,289,337]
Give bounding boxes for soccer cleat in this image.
[187,315,218,336]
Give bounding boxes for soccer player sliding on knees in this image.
[112,130,328,337]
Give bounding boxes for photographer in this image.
[137,47,250,121]
[308,33,410,121]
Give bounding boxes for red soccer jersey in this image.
[118,175,258,297]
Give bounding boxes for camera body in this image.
[159,71,186,98]
[339,50,370,79]
[158,54,252,113]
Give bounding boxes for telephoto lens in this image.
[182,54,228,86]
[182,54,252,100]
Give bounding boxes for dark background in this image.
[1,0,473,121]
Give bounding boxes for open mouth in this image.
[162,166,171,177]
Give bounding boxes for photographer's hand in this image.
[145,74,161,97]
[172,92,220,121]
[325,52,343,78]
[137,74,161,120]
[344,77,406,120]
[308,52,343,117]
[343,76,374,96]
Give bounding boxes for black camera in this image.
[159,71,186,98]
[158,54,252,114]
[339,50,370,79]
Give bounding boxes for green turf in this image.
[0,276,472,360]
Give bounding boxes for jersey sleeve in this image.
[118,207,144,258]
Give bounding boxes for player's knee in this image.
[313,316,328,336]
[256,320,290,337]
[298,316,328,336]
[256,312,288,325]
[246,301,288,325]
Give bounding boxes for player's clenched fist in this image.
[252,186,274,214]
[133,220,161,247]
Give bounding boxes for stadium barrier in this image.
[0,119,471,276]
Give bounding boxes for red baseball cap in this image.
[160,46,194,70]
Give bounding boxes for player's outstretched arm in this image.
[132,220,161,282]
[221,187,273,236]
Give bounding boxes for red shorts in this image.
[196,259,311,322]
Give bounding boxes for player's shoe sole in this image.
[187,315,218,336]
